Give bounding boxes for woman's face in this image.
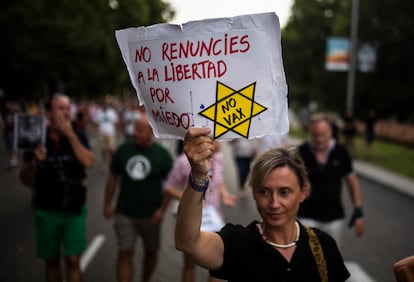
[253,166,307,228]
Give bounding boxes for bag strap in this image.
[305,226,329,282]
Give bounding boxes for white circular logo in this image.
[125,155,151,181]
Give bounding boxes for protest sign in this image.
[13,113,47,151]
[116,12,288,140]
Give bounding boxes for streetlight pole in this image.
[346,0,359,112]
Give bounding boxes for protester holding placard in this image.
[175,128,350,282]
[164,140,237,282]
[19,94,94,282]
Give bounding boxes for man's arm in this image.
[346,173,363,207]
[56,116,94,168]
[19,144,47,188]
[66,131,94,168]
[19,160,37,188]
[103,173,119,220]
[345,173,365,237]
[151,191,173,224]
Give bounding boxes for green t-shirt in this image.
[110,140,173,218]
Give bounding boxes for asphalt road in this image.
[0,138,413,282]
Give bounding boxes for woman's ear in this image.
[299,185,310,203]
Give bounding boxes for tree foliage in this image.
[282,0,414,122]
[0,0,175,100]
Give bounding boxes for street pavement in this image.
[354,159,414,199]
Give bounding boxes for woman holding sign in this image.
[164,140,237,282]
[175,128,350,282]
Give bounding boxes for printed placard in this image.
[13,113,47,151]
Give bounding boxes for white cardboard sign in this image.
[116,12,288,140]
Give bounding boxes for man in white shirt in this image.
[93,101,119,171]
[121,104,144,140]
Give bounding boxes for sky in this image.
[167,0,293,28]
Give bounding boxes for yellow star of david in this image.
[199,81,267,139]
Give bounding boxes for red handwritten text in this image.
[135,46,151,62]
[151,108,190,129]
[150,87,174,103]
[162,34,250,62]
[164,60,226,81]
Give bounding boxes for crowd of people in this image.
[0,93,380,281]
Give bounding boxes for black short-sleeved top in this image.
[23,129,90,212]
[297,142,353,221]
[210,221,350,282]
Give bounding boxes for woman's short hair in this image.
[248,146,310,190]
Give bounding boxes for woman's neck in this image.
[259,220,299,247]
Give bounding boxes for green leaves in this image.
[282,0,414,121]
[0,0,175,99]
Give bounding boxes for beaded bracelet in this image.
[188,173,209,199]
